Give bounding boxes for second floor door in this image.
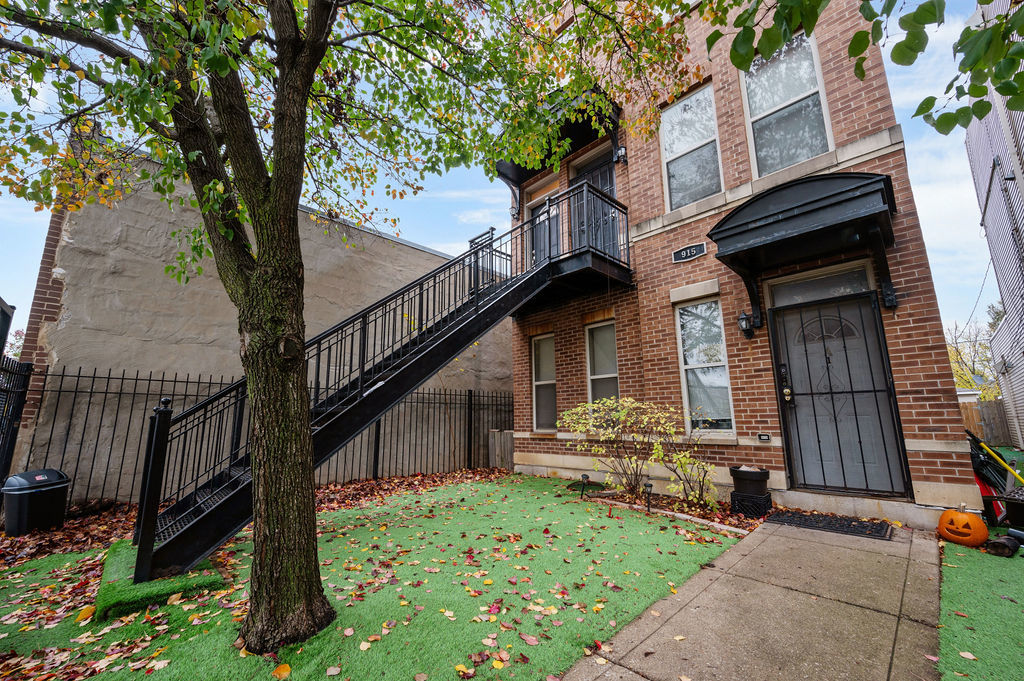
[570,154,619,259]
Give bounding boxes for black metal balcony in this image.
[512,181,632,314]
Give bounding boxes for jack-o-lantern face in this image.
[937,506,988,547]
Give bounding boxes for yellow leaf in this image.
[58,57,69,69]
[75,70,85,80]
[75,606,95,623]
[271,663,291,679]
[167,593,183,605]
[492,660,504,669]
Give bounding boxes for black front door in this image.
[570,154,618,258]
[770,293,909,495]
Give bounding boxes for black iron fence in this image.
[18,367,239,505]
[0,356,32,484]
[14,365,512,507]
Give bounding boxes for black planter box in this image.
[729,465,770,496]
[730,491,772,518]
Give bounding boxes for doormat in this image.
[766,510,892,540]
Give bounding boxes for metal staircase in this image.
[132,182,630,581]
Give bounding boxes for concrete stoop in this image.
[562,523,940,681]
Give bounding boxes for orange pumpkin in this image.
[937,504,988,547]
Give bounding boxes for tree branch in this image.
[2,7,146,63]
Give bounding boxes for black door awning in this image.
[707,172,898,328]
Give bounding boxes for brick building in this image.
[498,0,980,524]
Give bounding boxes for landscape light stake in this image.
[580,473,589,500]
[644,481,653,513]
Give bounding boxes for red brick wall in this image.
[18,209,66,425]
[510,0,973,493]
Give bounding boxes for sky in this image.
[0,1,1000,337]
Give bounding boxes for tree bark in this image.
[237,210,335,652]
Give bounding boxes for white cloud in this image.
[455,207,512,228]
[884,15,969,114]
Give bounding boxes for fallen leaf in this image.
[959,651,977,660]
[359,641,371,651]
[272,664,291,680]
[595,658,607,665]
[343,628,354,637]
[75,605,96,623]
[492,660,504,669]
[167,593,183,605]
[954,611,968,618]
[924,655,939,662]
[414,674,427,681]
[679,676,692,681]
[520,633,539,645]
[673,636,687,641]
[326,667,341,677]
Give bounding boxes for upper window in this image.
[744,34,830,177]
[532,335,557,430]
[660,86,722,210]
[586,322,619,400]
[675,300,734,431]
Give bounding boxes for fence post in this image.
[133,397,173,583]
[229,392,246,464]
[466,389,474,469]
[372,418,382,480]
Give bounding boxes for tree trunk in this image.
[238,212,335,652]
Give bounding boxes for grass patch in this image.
[2,474,735,680]
[94,539,224,619]
[939,534,1024,680]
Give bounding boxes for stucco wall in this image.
[23,169,512,391]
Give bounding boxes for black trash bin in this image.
[2,469,70,536]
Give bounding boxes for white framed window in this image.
[742,33,832,177]
[586,321,619,400]
[675,299,735,431]
[532,334,557,430]
[660,85,723,211]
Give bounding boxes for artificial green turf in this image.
[2,474,735,680]
[939,534,1024,680]
[94,539,224,619]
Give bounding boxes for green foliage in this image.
[657,443,719,511]
[558,397,717,508]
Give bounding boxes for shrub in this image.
[558,397,717,509]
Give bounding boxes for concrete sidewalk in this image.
[564,522,940,681]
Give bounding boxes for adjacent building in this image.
[965,0,1024,449]
[500,0,980,523]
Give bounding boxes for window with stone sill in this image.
[744,33,831,177]
[660,85,722,211]
[586,321,619,401]
[675,299,735,431]
[532,334,557,431]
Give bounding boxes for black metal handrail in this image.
[140,181,628,523]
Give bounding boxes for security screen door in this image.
[769,291,908,495]
[570,154,619,258]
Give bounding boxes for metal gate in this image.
[0,357,32,483]
[769,293,909,495]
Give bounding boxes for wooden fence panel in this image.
[979,400,1013,446]
[488,430,514,470]
[961,402,983,437]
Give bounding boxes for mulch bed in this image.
[0,502,138,570]
[598,490,764,532]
